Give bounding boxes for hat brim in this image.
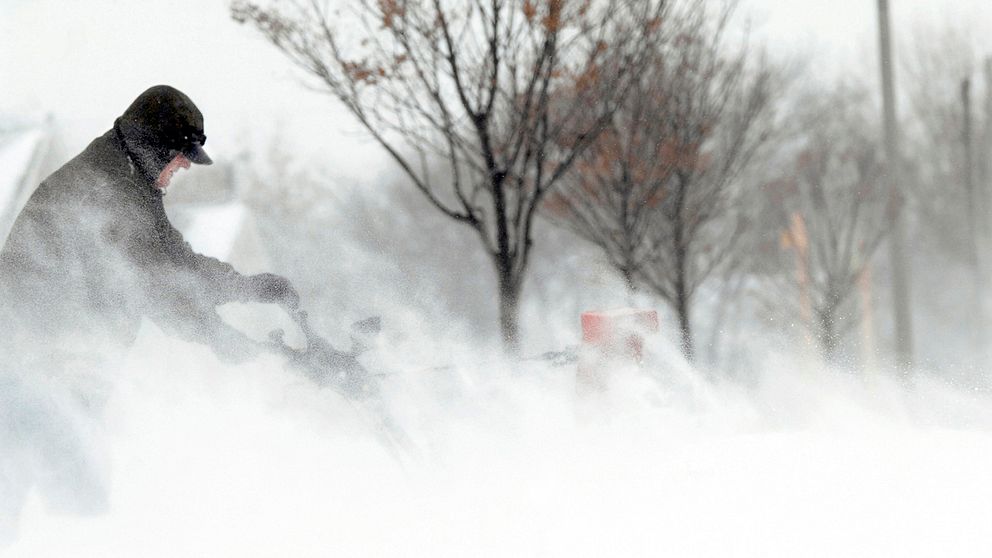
[185,142,213,165]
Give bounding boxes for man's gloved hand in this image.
[248,272,300,309]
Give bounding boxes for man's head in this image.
[116,85,212,190]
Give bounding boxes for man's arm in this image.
[150,199,299,308]
[104,194,298,360]
[157,217,255,305]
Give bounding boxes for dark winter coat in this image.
[0,122,259,361]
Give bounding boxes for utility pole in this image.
[983,58,992,236]
[876,0,914,369]
[962,78,987,357]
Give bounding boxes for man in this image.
[0,86,301,531]
[0,85,299,363]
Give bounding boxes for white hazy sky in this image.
[1,0,990,182]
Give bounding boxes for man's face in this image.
[155,153,192,191]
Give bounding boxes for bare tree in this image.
[548,1,775,360]
[542,46,672,292]
[901,24,982,258]
[232,0,666,352]
[901,26,990,358]
[762,85,890,362]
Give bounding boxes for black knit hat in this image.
[118,85,212,170]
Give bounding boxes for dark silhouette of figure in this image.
[0,85,298,362]
[0,86,299,538]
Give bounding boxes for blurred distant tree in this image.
[232,0,667,352]
[762,85,889,362]
[901,26,990,355]
[900,26,990,258]
[239,140,499,340]
[545,1,776,360]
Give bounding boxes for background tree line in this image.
[231,0,992,372]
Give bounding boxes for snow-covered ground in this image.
[3,0,992,553]
[4,322,992,557]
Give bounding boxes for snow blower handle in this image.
[264,308,312,358]
[291,309,331,354]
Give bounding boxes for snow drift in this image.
[3,317,992,557]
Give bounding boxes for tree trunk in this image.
[858,265,879,372]
[962,79,988,358]
[673,242,694,362]
[672,174,694,361]
[619,264,637,294]
[818,306,839,363]
[675,286,694,362]
[496,263,521,354]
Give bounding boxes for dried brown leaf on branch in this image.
[233,0,669,351]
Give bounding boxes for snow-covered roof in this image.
[178,202,249,260]
[0,128,46,242]
[171,200,271,274]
